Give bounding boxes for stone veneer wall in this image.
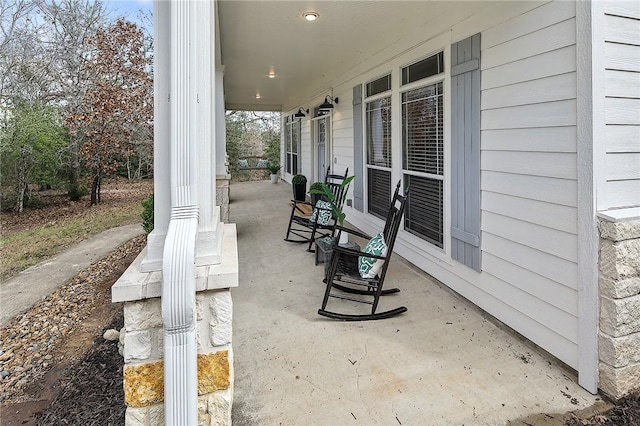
[598,216,640,400]
[121,290,233,425]
[216,175,231,223]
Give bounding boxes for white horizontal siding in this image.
[482,126,576,153]
[482,45,576,90]
[606,154,640,181]
[604,14,640,45]
[482,18,575,70]
[479,5,579,369]
[481,1,575,50]
[605,98,640,124]
[482,151,576,180]
[481,265,578,342]
[482,253,577,316]
[482,99,576,130]
[602,7,640,209]
[604,1,640,19]
[482,211,578,263]
[606,125,640,153]
[482,233,578,290]
[481,171,577,207]
[482,191,578,234]
[605,43,640,72]
[605,70,640,98]
[606,180,640,207]
[482,72,576,110]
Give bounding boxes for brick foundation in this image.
[598,215,640,400]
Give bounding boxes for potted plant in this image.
[310,176,354,245]
[309,182,324,205]
[291,174,307,201]
[267,163,281,184]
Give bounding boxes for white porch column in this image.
[113,2,237,425]
[215,68,227,175]
[141,0,171,272]
[195,0,223,265]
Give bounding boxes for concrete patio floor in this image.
[229,180,602,425]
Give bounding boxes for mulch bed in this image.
[33,315,126,425]
[565,393,640,425]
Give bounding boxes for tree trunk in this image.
[68,134,81,201]
[90,171,101,205]
[16,146,28,213]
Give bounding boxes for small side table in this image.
[315,237,360,278]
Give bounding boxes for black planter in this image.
[293,183,306,202]
[310,193,322,206]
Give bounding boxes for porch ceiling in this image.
[218,1,461,112]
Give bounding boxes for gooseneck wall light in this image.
[294,107,309,118]
[319,95,338,111]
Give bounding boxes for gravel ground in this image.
[0,236,145,423]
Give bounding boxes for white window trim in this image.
[400,77,446,249]
[358,36,452,265]
[284,117,301,178]
[311,114,331,183]
[364,92,393,219]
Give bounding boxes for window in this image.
[402,78,444,247]
[402,52,444,85]
[366,74,391,97]
[366,95,392,219]
[285,118,300,175]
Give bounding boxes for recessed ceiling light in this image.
[268,72,276,79]
[255,93,261,99]
[303,11,318,21]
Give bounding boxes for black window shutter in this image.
[451,33,481,271]
[353,84,364,211]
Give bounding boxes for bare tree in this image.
[0,0,48,110]
[38,0,107,200]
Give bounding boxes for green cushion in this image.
[310,200,332,226]
[238,159,249,168]
[256,159,268,168]
[358,233,387,278]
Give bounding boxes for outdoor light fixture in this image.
[303,11,319,21]
[294,108,308,119]
[319,95,338,111]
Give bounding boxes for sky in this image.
[103,0,153,26]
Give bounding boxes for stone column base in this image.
[113,224,238,425]
[598,210,640,400]
[216,175,231,223]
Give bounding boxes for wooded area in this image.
[0,0,153,210]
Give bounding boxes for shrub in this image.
[292,174,307,185]
[267,163,281,174]
[309,182,324,192]
[141,194,154,235]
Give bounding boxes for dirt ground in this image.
[0,178,152,235]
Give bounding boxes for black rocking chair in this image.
[318,181,409,321]
[284,167,349,252]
